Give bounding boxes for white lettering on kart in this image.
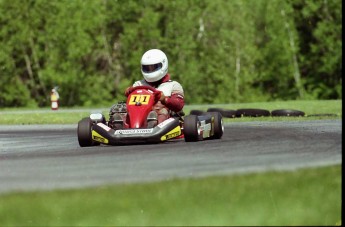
[97,123,112,131]
[157,118,175,128]
[114,128,154,135]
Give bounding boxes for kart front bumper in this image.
[91,118,182,145]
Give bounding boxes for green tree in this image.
[0,0,41,107]
[290,0,342,99]
[0,0,342,107]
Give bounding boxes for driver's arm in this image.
[162,93,184,112]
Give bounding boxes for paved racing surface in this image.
[0,120,341,194]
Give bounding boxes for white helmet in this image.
[141,49,168,83]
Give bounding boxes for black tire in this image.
[184,115,199,142]
[206,112,224,139]
[306,113,337,117]
[235,108,271,117]
[271,109,305,117]
[190,109,205,116]
[207,107,224,113]
[207,108,236,118]
[220,109,237,118]
[77,117,98,147]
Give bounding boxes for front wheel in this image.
[184,115,199,142]
[77,117,99,147]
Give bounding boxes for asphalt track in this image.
[0,119,341,194]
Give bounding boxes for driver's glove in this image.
[154,91,166,104]
[124,86,135,97]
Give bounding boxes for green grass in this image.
[0,110,90,125]
[0,100,342,124]
[0,165,341,226]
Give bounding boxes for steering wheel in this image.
[126,85,162,103]
[129,85,158,94]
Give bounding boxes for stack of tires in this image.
[189,108,306,118]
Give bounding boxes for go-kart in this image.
[77,86,224,147]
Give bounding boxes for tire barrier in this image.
[206,108,237,118]
[271,109,305,117]
[235,108,271,117]
[189,109,206,116]
[190,107,337,118]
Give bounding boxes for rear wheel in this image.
[206,112,224,139]
[184,115,199,142]
[78,117,98,147]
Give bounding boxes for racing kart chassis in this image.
[77,86,224,147]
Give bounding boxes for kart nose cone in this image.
[132,122,141,128]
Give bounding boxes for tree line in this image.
[0,0,342,107]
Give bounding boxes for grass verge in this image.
[0,100,342,124]
[0,165,341,226]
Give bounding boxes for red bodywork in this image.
[125,86,158,129]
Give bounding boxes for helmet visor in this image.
[142,63,162,73]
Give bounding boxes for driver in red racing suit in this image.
[124,49,184,127]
